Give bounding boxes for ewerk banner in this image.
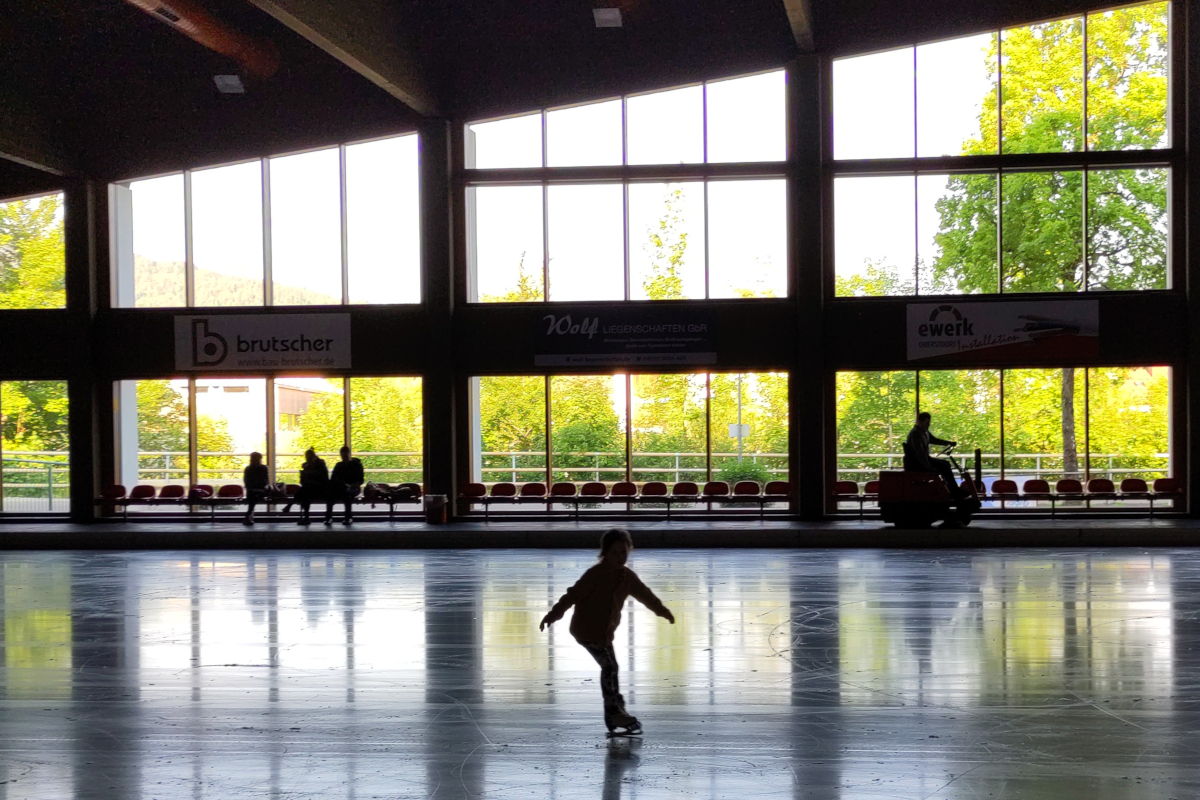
[174,314,352,371]
[907,300,1099,363]
[534,310,716,367]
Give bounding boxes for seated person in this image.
[904,411,964,499]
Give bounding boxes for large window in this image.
[116,377,423,504]
[465,71,788,302]
[0,381,69,512]
[832,2,1172,297]
[111,133,420,308]
[836,366,1171,496]
[471,372,788,494]
[0,193,66,309]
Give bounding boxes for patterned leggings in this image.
[579,640,624,712]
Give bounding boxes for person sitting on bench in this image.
[326,445,365,525]
[242,451,269,526]
[904,411,965,499]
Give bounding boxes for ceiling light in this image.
[593,8,622,27]
[213,75,245,94]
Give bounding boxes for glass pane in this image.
[126,379,190,504]
[350,377,423,485]
[834,175,915,297]
[346,135,421,304]
[546,100,622,167]
[628,182,705,300]
[192,162,264,306]
[1087,2,1169,151]
[917,173,997,295]
[1001,18,1084,154]
[835,371,915,489]
[270,148,342,305]
[129,176,186,307]
[1003,368,1086,487]
[468,185,544,302]
[707,179,787,298]
[550,375,626,486]
[0,381,69,512]
[705,71,787,162]
[1001,170,1083,292]
[917,33,997,157]
[626,85,704,165]
[917,370,1002,481]
[194,378,266,486]
[833,48,915,160]
[0,193,65,309]
[1087,167,1168,290]
[476,376,545,486]
[547,184,624,301]
[710,372,789,486]
[276,377,343,489]
[630,373,706,486]
[465,113,542,169]
[1087,366,1170,483]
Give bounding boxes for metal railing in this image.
[478,450,789,483]
[134,451,423,484]
[836,452,1171,484]
[2,452,70,512]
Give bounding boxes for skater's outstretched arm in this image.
[628,572,675,624]
[539,568,601,631]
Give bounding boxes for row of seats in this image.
[460,480,791,519]
[98,482,423,519]
[834,477,1182,515]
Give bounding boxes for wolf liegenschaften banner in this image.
[906,300,1098,363]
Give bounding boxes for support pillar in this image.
[791,55,826,519]
[418,118,457,515]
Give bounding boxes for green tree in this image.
[0,194,65,310]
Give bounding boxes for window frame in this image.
[110,131,421,309]
[458,69,791,305]
[824,1,1183,300]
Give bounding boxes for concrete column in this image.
[64,180,102,522]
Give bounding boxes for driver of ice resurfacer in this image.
[903,411,966,499]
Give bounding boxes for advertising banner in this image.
[534,309,716,367]
[174,314,352,371]
[906,300,1099,363]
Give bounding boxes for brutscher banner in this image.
[534,309,716,367]
[907,300,1099,363]
[174,314,352,371]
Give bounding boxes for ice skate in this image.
[605,709,642,737]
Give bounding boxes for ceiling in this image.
[1,0,1136,185]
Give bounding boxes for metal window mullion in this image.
[913,173,919,295]
[998,370,1005,479]
[340,144,350,305]
[184,171,195,306]
[705,373,712,481]
[344,377,352,449]
[545,377,553,487]
[1084,368,1091,481]
[187,378,198,487]
[623,182,631,301]
[1082,13,1089,152]
[997,29,1004,154]
[702,82,709,164]
[912,46,918,158]
[542,183,550,301]
[996,171,1004,294]
[262,159,273,306]
[703,181,711,298]
[625,375,632,484]
[1082,167,1090,291]
[266,377,276,485]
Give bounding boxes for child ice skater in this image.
[540,528,675,735]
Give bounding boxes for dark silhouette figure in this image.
[242,451,269,525]
[326,445,365,525]
[904,411,964,498]
[295,448,328,525]
[540,528,674,735]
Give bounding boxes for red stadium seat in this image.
[639,481,668,498]
[610,481,638,499]
[101,484,127,500]
[461,483,487,499]
[216,484,245,499]
[580,482,609,498]
[490,482,517,498]
[1056,479,1083,495]
[1087,478,1116,495]
[550,482,578,498]
[732,481,762,497]
[671,481,700,498]
[129,485,156,501]
[702,481,730,500]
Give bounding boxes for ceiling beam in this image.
[781,0,815,52]
[0,90,71,176]
[243,0,438,116]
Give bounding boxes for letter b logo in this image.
[192,319,228,366]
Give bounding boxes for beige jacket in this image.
[545,561,671,644]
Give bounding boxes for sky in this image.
[127,134,421,306]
